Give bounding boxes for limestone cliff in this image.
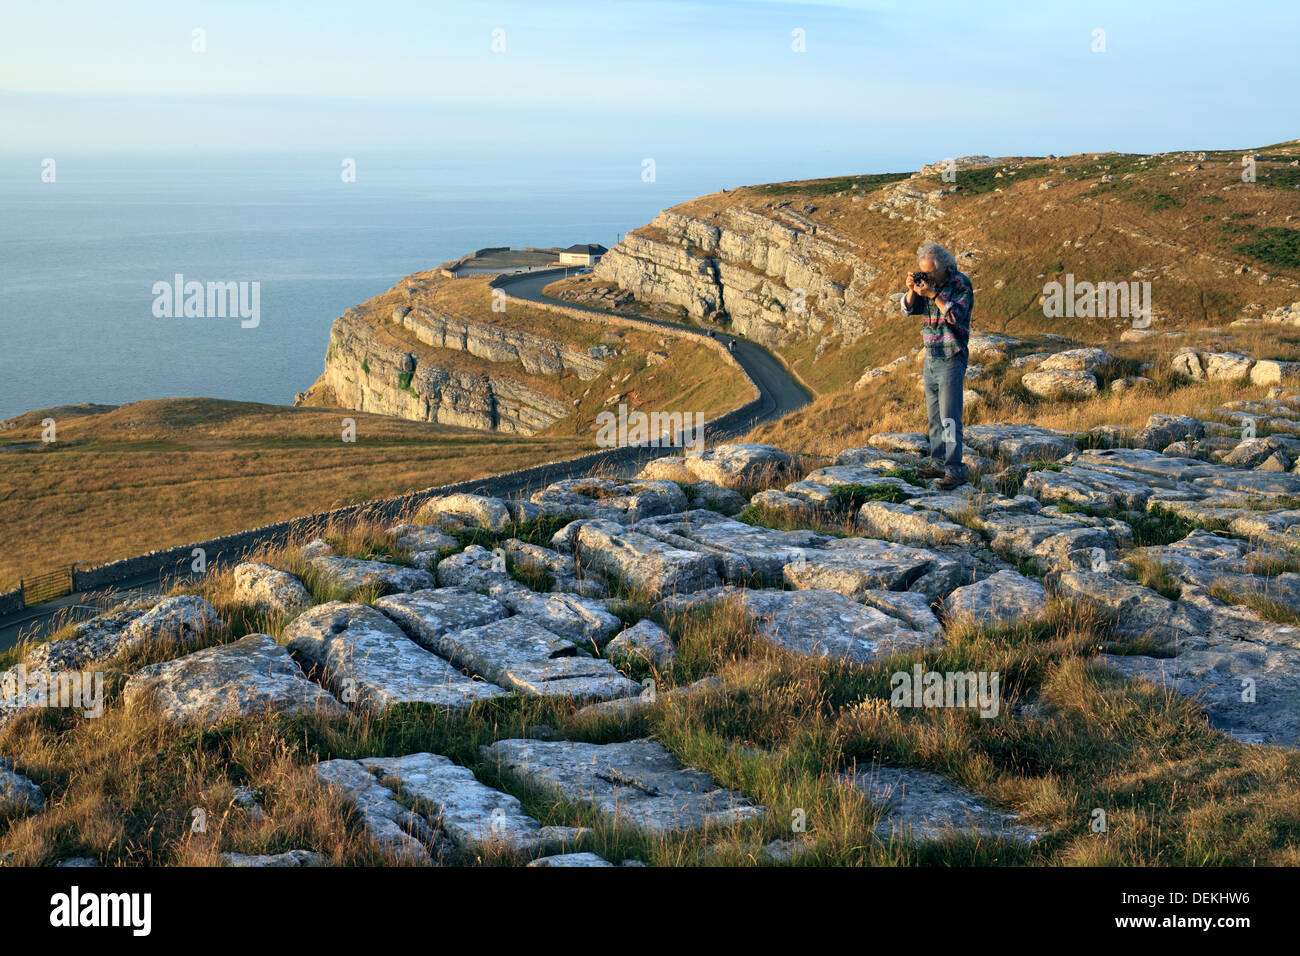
[311,304,574,434]
[297,271,603,435]
[594,205,886,348]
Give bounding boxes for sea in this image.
[0,150,892,420]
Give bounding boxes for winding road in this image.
[0,269,809,650]
[494,269,810,433]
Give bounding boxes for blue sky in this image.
[2,0,1296,169]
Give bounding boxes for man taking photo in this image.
[900,241,973,490]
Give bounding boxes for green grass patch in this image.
[950,163,1051,196]
[1123,554,1183,600]
[748,171,911,197]
[1207,584,1300,625]
[880,467,923,487]
[1234,227,1300,271]
[830,483,913,509]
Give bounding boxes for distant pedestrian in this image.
[900,241,973,490]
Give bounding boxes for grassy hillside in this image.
[0,398,591,590]
[554,143,1300,411]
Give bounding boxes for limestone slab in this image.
[284,602,509,712]
[124,634,346,724]
[480,737,766,835]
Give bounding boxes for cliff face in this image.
[315,305,574,434]
[300,268,601,436]
[594,206,887,348]
[390,304,606,381]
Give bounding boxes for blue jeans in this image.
[922,351,967,479]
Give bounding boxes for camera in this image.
[910,271,928,286]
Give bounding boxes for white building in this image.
[558,243,608,267]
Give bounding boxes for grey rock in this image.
[1202,351,1254,381]
[1162,440,1207,460]
[298,538,334,559]
[784,536,963,603]
[359,752,585,855]
[373,587,509,648]
[1053,571,1205,646]
[1171,347,1205,380]
[1021,369,1098,399]
[308,555,436,595]
[231,563,312,617]
[506,499,542,524]
[1138,416,1206,452]
[681,481,748,515]
[1103,642,1300,748]
[944,570,1047,627]
[387,523,459,555]
[0,759,46,814]
[22,606,149,673]
[844,765,1041,844]
[569,519,724,596]
[312,758,438,863]
[748,488,815,522]
[124,634,346,724]
[961,423,1078,464]
[857,500,983,549]
[122,595,226,655]
[604,620,676,670]
[220,850,323,867]
[284,602,510,712]
[639,443,792,488]
[415,492,512,532]
[418,614,641,701]
[499,539,576,578]
[487,581,623,649]
[661,586,941,663]
[637,510,829,583]
[980,509,1127,573]
[1021,463,1153,510]
[859,590,944,642]
[481,737,766,835]
[1037,347,1113,372]
[527,852,613,867]
[1223,437,1283,468]
[436,544,510,590]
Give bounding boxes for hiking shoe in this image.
[936,473,967,490]
[917,465,946,479]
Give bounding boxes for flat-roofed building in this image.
[558,243,608,267]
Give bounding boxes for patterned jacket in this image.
[899,269,973,359]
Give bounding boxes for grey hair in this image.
[917,242,958,280]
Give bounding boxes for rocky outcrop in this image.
[123,634,346,724]
[391,304,605,380]
[843,764,1041,845]
[594,207,885,347]
[480,738,766,835]
[0,759,45,814]
[309,304,573,434]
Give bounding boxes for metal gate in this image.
[21,565,74,606]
